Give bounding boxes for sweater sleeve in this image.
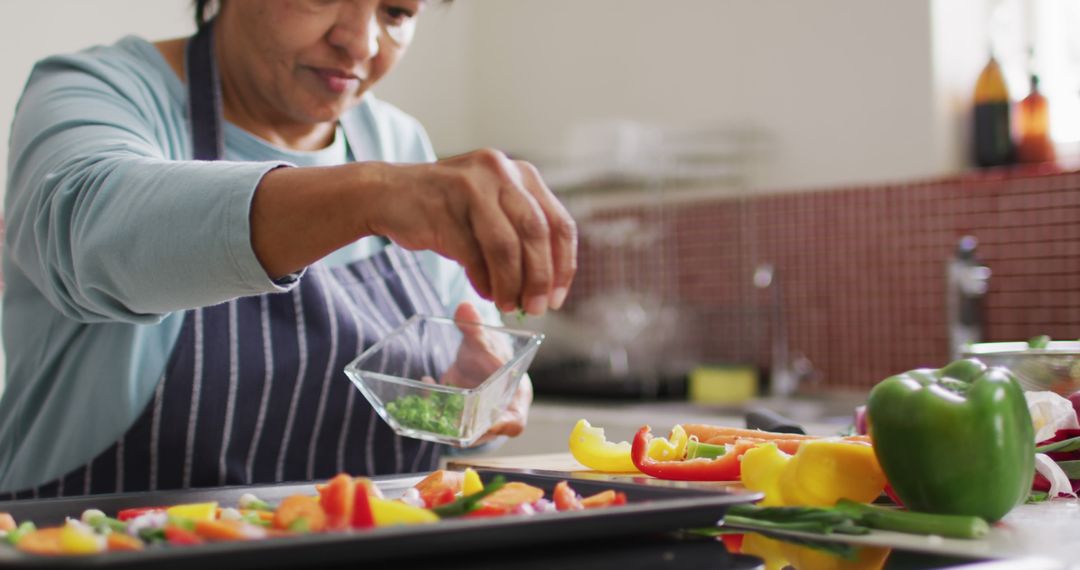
[4,51,295,325]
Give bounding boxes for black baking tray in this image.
[0,469,761,569]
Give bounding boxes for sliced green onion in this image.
[5,522,37,545]
[1037,437,1080,454]
[834,499,989,539]
[239,493,273,511]
[686,439,728,460]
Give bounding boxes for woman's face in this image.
[218,0,424,125]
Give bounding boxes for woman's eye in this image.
[383,6,415,25]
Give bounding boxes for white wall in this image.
[0,0,195,194]
[2,1,978,196]
[378,0,955,192]
[0,0,193,395]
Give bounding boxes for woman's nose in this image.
[327,10,381,63]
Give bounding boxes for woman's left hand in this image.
[474,374,533,445]
[441,303,533,445]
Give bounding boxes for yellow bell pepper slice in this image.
[645,424,688,462]
[739,533,790,570]
[369,497,439,526]
[739,443,790,507]
[166,501,219,522]
[463,468,484,496]
[783,440,885,507]
[60,523,105,555]
[568,419,640,473]
[742,440,886,507]
[780,538,889,570]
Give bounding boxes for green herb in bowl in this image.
[385,392,465,437]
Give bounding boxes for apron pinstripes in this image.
[0,20,450,500]
[1,249,450,500]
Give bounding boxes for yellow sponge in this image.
[688,365,758,404]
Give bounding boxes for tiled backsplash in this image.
[568,166,1080,391]
[0,167,1074,393]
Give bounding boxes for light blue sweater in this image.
[0,36,497,492]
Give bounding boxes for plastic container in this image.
[962,341,1080,395]
[345,315,544,446]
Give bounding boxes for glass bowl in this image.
[961,341,1080,395]
[344,315,544,446]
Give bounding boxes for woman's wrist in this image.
[250,162,392,279]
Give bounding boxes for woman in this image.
[0,0,576,497]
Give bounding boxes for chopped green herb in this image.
[386,391,465,437]
[1028,335,1051,349]
[1027,491,1050,504]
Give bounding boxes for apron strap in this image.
[185,20,225,161]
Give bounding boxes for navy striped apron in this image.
[0,21,448,500]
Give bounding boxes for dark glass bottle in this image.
[973,57,1014,167]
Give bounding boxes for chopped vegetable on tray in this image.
[0,469,629,557]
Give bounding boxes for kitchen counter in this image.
[475,396,858,459]
[446,397,1080,568]
[451,450,1078,568]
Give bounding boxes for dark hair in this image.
[194,0,217,31]
[195,0,453,31]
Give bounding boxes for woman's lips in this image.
[311,67,361,94]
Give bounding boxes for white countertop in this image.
[460,397,1080,567]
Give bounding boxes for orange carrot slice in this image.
[414,470,465,495]
[16,528,65,555]
[194,519,266,541]
[106,533,144,552]
[273,495,328,532]
[480,482,545,509]
[682,424,871,446]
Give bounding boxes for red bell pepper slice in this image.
[720,533,744,553]
[351,483,375,529]
[463,504,511,518]
[580,490,628,509]
[116,507,165,522]
[631,425,741,481]
[420,484,457,509]
[164,525,205,546]
[553,481,583,511]
[318,474,355,530]
[883,484,904,507]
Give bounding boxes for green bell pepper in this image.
[867,359,1034,523]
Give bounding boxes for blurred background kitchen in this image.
[2,0,1079,451]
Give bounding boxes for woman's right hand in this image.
[362,148,577,316]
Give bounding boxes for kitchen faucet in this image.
[946,236,991,360]
[754,263,816,398]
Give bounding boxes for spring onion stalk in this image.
[834,499,990,539]
[432,475,507,518]
[724,504,869,535]
[81,509,127,534]
[239,493,273,511]
[685,439,728,460]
